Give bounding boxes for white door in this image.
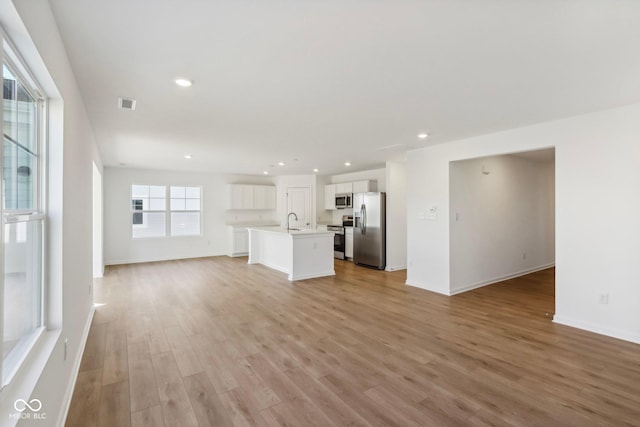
[287,187,312,229]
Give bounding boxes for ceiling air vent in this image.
[118,97,137,110]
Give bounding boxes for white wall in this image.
[407,103,640,344]
[315,174,332,224]
[0,0,103,426]
[449,154,555,293]
[104,168,277,265]
[385,161,407,271]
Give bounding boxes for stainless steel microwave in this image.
[335,193,352,209]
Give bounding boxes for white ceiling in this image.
[48,0,640,176]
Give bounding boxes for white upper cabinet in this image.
[324,184,336,210]
[254,185,276,210]
[228,184,275,210]
[229,184,253,209]
[335,182,353,194]
[325,180,378,210]
[352,180,377,193]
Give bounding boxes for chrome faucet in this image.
[287,212,298,231]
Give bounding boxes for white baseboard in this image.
[385,264,407,272]
[105,253,223,266]
[290,270,336,281]
[56,304,95,427]
[227,253,248,258]
[553,314,640,345]
[449,263,555,295]
[405,280,450,296]
[260,261,289,275]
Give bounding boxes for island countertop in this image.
[246,226,335,236]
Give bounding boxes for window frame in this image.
[130,184,167,239]
[0,36,48,388]
[130,184,203,239]
[169,185,202,237]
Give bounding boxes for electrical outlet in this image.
[599,293,609,304]
[64,338,68,360]
[522,252,527,260]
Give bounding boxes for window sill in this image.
[0,329,61,427]
[131,234,203,240]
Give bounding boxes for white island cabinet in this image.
[247,227,335,281]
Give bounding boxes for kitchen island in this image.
[247,227,335,281]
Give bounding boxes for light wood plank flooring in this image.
[66,257,640,426]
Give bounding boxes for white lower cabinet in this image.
[227,226,249,256]
[345,227,354,259]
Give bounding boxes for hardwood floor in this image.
[66,257,640,426]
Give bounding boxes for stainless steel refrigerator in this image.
[353,192,386,269]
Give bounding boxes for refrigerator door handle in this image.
[361,204,366,235]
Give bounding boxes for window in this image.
[131,185,166,238]
[2,56,46,386]
[131,185,201,237]
[170,186,201,236]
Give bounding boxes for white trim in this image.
[0,32,4,386]
[553,314,640,345]
[259,261,289,275]
[56,305,95,427]
[105,253,222,266]
[289,270,336,281]
[385,264,407,272]
[448,263,555,296]
[405,280,450,296]
[1,327,45,386]
[0,330,60,427]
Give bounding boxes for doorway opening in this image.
[449,148,555,316]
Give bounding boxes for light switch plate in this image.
[426,205,438,220]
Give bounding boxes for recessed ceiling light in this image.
[278,162,285,166]
[313,168,319,173]
[184,154,192,159]
[417,132,428,139]
[345,162,351,166]
[175,78,193,87]
[263,171,269,175]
